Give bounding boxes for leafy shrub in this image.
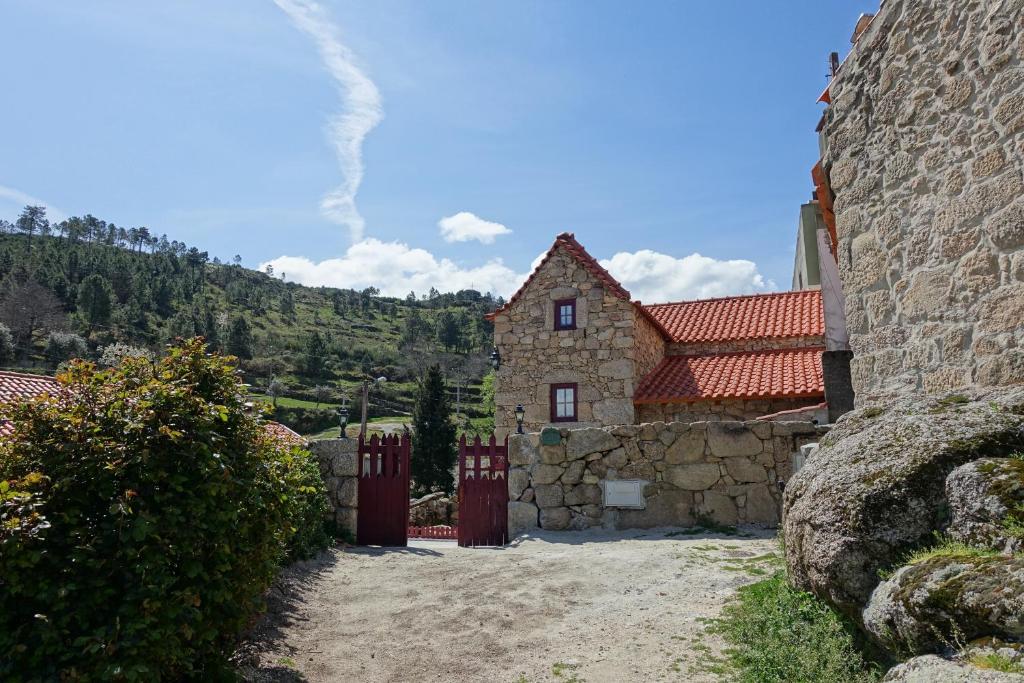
[0,322,14,364]
[97,341,154,367]
[0,339,328,681]
[273,405,337,434]
[271,443,334,561]
[712,572,882,683]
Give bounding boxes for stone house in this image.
[488,233,845,436]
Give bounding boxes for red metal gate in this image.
[457,434,509,547]
[357,433,410,546]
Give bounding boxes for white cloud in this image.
[438,211,512,244]
[600,249,773,304]
[0,185,67,223]
[273,0,382,242]
[260,238,529,298]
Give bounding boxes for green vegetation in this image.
[862,406,885,418]
[0,207,500,434]
[411,365,458,495]
[713,572,881,683]
[904,534,1001,567]
[0,340,331,680]
[969,652,1024,674]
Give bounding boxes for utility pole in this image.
[360,376,387,437]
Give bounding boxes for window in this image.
[550,383,578,422]
[554,298,576,330]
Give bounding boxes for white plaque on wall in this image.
[604,480,645,509]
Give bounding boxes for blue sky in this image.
[1,1,877,301]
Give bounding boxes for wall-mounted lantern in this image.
[514,403,525,434]
[490,347,501,370]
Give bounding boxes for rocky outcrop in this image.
[947,458,1024,554]
[863,554,1024,655]
[783,388,1024,619]
[310,439,360,537]
[509,420,824,533]
[882,655,1024,682]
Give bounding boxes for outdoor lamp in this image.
[490,347,501,370]
[338,407,349,438]
[515,403,525,434]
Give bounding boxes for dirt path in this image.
[237,528,780,683]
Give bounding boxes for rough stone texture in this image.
[507,419,823,533]
[310,439,360,539]
[636,397,824,424]
[882,655,1024,683]
[947,457,1024,554]
[507,501,539,533]
[863,555,1024,655]
[783,387,1024,620]
[822,0,1024,403]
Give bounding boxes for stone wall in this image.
[667,334,825,356]
[493,247,649,436]
[310,439,359,538]
[822,0,1024,402]
[635,397,825,424]
[507,420,825,533]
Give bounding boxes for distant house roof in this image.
[0,371,60,437]
[642,290,824,344]
[487,232,634,320]
[633,348,825,404]
[0,369,306,445]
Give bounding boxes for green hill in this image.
[0,209,499,436]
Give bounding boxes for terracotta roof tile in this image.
[264,420,307,447]
[0,371,60,438]
[643,290,824,344]
[487,232,632,320]
[634,348,825,404]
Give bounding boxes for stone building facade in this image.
[821,0,1024,402]
[489,233,833,436]
[507,420,826,533]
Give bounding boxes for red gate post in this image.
[457,433,509,547]
[356,433,410,546]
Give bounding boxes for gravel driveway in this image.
[237,527,780,683]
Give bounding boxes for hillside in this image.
[0,209,500,435]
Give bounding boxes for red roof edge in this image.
[486,233,632,320]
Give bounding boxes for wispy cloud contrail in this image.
[273,0,383,242]
[0,185,68,222]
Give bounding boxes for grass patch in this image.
[904,535,1001,566]
[711,572,881,683]
[861,406,885,418]
[551,661,583,682]
[969,653,1024,674]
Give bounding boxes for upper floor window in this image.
[554,298,576,330]
[550,383,578,422]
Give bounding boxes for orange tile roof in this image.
[487,232,633,320]
[0,371,60,437]
[642,290,824,344]
[264,420,307,447]
[633,348,825,404]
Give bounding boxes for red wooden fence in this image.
[357,433,410,546]
[408,525,458,540]
[457,434,509,547]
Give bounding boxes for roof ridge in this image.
[0,370,58,382]
[643,289,819,309]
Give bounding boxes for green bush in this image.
[0,339,328,681]
[271,442,333,561]
[713,572,882,683]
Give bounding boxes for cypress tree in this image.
[411,364,457,495]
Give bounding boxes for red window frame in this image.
[550,383,578,422]
[553,298,576,330]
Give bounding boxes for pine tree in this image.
[411,364,457,495]
[77,274,113,329]
[303,330,327,377]
[227,316,254,359]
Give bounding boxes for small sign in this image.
[540,427,562,446]
[604,480,645,509]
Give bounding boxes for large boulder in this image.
[946,457,1024,554]
[882,654,1024,682]
[863,554,1024,654]
[783,388,1024,618]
